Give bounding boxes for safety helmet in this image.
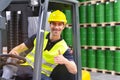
[48,10,67,24]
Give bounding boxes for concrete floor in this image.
[90,72,120,80]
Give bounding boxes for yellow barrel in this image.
[82,70,91,80]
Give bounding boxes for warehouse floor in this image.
[90,72,120,80]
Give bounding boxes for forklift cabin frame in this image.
[34,0,81,80]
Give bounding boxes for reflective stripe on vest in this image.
[23,31,68,76]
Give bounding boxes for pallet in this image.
[87,46,97,50]
[105,22,115,26]
[81,45,88,49]
[96,23,106,27]
[86,23,97,27]
[96,46,105,50]
[81,45,120,51]
[102,22,120,26]
[81,46,97,50]
[86,46,105,50]
[105,22,120,26]
[79,0,106,6]
[79,0,115,6]
[82,67,97,72]
[80,24,87,27]
[80,22,120,28]
[104,70,120,75]
[82,67,106,73]
[104,46,115,51]
[93,0,105,3]
[113,72,120,75]
[105,70,115,75]
[94,69,106,74]
[81,46,105,50]
[82,67,120,75]
[96,69,118,75]
[107,0,115,2]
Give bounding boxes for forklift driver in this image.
[7,10,77,80]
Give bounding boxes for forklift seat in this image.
[50,64,75,80]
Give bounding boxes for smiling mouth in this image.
[52,29,60,32]
[53,31,59,33]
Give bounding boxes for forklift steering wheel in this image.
[0,54,26,66]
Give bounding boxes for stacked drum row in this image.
[79,0,120,73]
[81,48,120,72]
[79,0,120,23]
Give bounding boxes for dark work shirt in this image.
[24,32,73,60]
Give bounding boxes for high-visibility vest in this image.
[22,31,68,76]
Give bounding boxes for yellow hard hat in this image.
[48,10,67,24]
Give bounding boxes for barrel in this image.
[61,31,64,38]
[105,50,114,70]
[80,27,87,46]
[96,26,105,46]
[86,4,95,23]
[113,0,120,21]
[81,48,87,67]
[96,49,105,69]
[79,5,86,23]
[105,26,114,46]
[105,2,113,22]
[87,49,96,68]
[95,3,104,23]
[114,25,120,46]
[87,27,95,46]
[63,27,72,46]
[114,50,120,72]
[79,0,86,2]
[63,10,72,24]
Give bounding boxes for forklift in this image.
[0,0,90,80]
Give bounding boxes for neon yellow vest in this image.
[23,31,68,76]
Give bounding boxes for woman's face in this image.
[50,21,65,36]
